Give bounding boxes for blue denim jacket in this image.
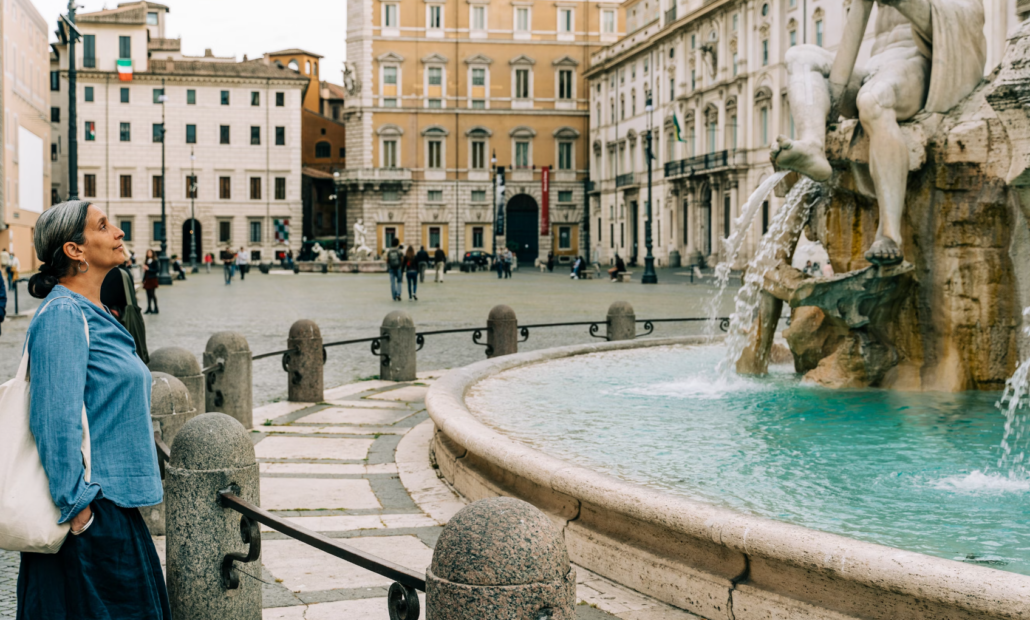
[27,285,161,524]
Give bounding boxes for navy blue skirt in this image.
[17,498,170,620]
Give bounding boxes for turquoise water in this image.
[466,345,1030,575]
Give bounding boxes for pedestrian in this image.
[404,246,419,301]
[570,256,583,279]
[203,252,213,273]
[0,266,6,337]
[236,247,249,281]
[1,247,10,287]
[502,248,513,279]
[19,201,169,619]
[546,252,555,273]
[142,249,159,314]
[416,246,430,283]
[8,251,21,289]
[433,245,446,283]
[608,254,627,282]
[385,238,404,301]
[591,246,602,278]
[286,249,294,269]
[100,248,149,363]
[172,255,186,281]
[222,246,235,285]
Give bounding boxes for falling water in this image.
[997,306,1030,479]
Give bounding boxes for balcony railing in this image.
[615,172,636,187]
[664,150,731,178]
[665,5,677,24]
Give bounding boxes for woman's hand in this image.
[70,505,93,533]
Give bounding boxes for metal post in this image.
[643,91,658,284]
[66,1,79,201]
[12,279,18,315]
[486,305,518,358]
[332,171,341,259]
[189,148,198,272]
[158,79,172,285]
[491,151,497,261]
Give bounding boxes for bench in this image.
[578,270,594,280]
[617,272,634,283]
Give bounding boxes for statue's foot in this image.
[770,136,832,182]
[864,237,904,266]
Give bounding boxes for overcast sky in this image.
[36,0,349,84]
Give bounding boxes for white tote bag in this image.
[0,298,92,554]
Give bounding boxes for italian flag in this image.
[117,59,133,81]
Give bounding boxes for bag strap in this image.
[119,270,137,309]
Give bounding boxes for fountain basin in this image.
[426,337,1030,620]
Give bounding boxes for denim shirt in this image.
[27,285,161,524]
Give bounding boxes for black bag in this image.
[119,270,150,364]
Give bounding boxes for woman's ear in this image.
[63,241,85,263]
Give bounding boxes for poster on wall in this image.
[18,127,44,214]
[540,166,550,236]
[495,166,506,236]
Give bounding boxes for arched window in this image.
[288,59,299,72]
[315,141,331,158]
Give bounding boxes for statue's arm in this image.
[880,0,932,40]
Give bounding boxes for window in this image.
[184,89,195,105]
[119,36,131,59]
[472,68,485,86]
[51,143,58,161]
[147,11,159,25]
[50,72,59,91]
[250,126,260,145]
[733,53,739,76]
[219,221,231,243]
[816,20,824,47]
[186,175,198,199]
[558,8,572,32]
[762,39,769,66]
[383,3,398,27]
[83,35,95,68]
[120,122,131,142]
[428,5,442,28]
[220,125,230,144]
[84,86,94,102]
[428,67,442,85]
[219,177,231,199]
[153,221,165,242]
[84,174,97,197]
[644,58,648,73]
[428,140,442,168]
[516,69,530,98]
[558,142,572,170]
[472,5,485,29]
[119,175,132,198]
[276,92,284,106]
[761,3,769,16]
[471,99,485,109]
[383,139,398,167]
[276,127,285,146]
[515,141,529,167]
[153,88,164,104]
[732,14,738,31]
[340,147,346,158]
[152,175,163,198]
[85,121,96,141]
[250,221,262,243]
[558,190,573,202]
[790,30,797,46]
[120,220,133,241]
[708,121,717,153]
[121,87,130,103]
[760,107,769,145]
[50,107,60,122]
[691,34,696,49]
[603,10,615,33]
[428,189,443,201]
[250,177,262,200]
[472,189,487,201]
[315,141,331,158]
[516,7,529,31]
[558,70,573,99]
[275,177,286,200]
[186,124,196,144]
[472,227,484,248]
[383,189,400,202]
[384,66,397,84]
[221,90,230,105]
[428,98,442,108]
[153,123,164,143]
[558,226,571,249]
[730,115,738,148]
[251,91,260,106]
[471,140,486,169]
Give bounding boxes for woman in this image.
[19,201,168,619]
[142,248,159,314]
[203,252,213,273]
[403,245,418,301]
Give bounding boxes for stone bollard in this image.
[380,311,416,381]
[286,320,324,402]
[486,305,518,358]
[143,372,199,535]
[606,301,636,342]
[204,332,253,429]
[166,413,261,620]
[427,497,575,619]
[149,346,206,416]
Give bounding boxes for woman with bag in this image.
[12,201,168,618]
[142,248,159,314]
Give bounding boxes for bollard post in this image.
[380,311,416,381]
[142,372,198,535]
[285,319,324,402]
[426,497,575,619]
[204,332,253,429]
[607,301,636,341]
[166,413,261,620]
[149,347,206,416]
[486,305,518,358]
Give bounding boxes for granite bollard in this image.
[143,372,198,535]
[166,413,261,620]
[426,497,575,619]
[149,346,206,416]
[204,332,253,429]
[380,311,416,381]
[486,305,518,358]
[606,301,636,341]
[286,319,324,402]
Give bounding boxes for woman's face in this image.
[147,250,155,260]
[73,205,125,271]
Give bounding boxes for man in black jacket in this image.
[433,246,447,283]
[416,246,431,283]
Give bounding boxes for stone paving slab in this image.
[364,386,429,402]
[260,478,381,511]
[259,463,398,475]
[324,381,398,399]
[254,436,375,461]
[301,407,418,425]
[262,535,433,592]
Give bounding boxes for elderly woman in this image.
[18,201,168,619]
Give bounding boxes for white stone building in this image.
[587,0,1026,269]
[49,1,308,263]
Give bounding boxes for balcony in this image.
[338,167,412,192]
[615,172,636,188]
[664,5,677,24]
[664,150,731,178]
[585,180,597,193]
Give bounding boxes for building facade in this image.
[344,0,625,263]
[2,0,50,272]
[49,1,308,264]
[587,0,1024,269]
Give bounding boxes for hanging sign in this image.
[540,166,550,236]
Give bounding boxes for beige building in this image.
[343,0,625,264]
[1,0,50,272]
[49,2,308,263]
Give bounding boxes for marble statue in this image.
[771,0,986,265]
[349,219,374,261]
[311,243,329,263]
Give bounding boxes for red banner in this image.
[540,166,550,236]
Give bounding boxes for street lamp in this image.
[189,149,198,273]
[642,89,658,284]
[157,80,172,285]
[64,0,80,201]
[490,150,497,261]
[332,170,341,258]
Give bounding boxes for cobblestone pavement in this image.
[1,267,738,406]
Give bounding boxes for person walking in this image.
[222,247,235,285]
[142,249,159,314]
[502,248,513,279]
[433,245,446,283]
[1,247,10,287]
[203,252,213,273]
[416,246,430,283]
[18,200,169,619]
[8,252,21,289]
[236,247,249,281]
[404,246,419,301]
[546,252,555,273]
[385,238,404,301]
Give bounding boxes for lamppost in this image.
[642,89,658,284]
[188,148,198,273]
[490,150,497,260]
[157,79,172,285]
[332,170,341,258]
[64,0,80,201]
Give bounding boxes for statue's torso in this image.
[871,5,926,58]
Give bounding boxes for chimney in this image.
[243,54,248,61]
[204,48,213,57]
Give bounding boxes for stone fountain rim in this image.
[425,335,1030,618]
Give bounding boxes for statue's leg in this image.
[855,59,928,265]
[771,45,836,181]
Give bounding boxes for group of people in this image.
[494,248,517,278]
[802,260,834,277]
[221,247,251,285]
[385,238,447,301]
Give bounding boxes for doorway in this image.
[629,200,639,265]
[506,194,539,265]
[182,219,202,265]
[700,186,712,256]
